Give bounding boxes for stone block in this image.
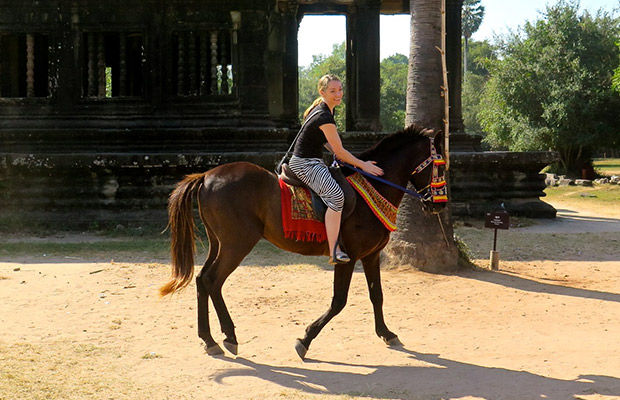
[558,178,573,186]
[545,177,558,186]
[575,179,593,187]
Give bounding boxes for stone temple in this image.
[0,0,556,230]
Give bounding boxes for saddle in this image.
[278,163,356,222]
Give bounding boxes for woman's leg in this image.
[325,207,342,257]
[289,156,347,262]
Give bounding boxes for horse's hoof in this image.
[295,339,308,360]
[205,343,225,356]
[384,336,403,347]
[223,339,238,355]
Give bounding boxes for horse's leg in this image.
[361,252,400,346]
[202,233,261,355]
[196,228,222,355]
[295,262,355,360]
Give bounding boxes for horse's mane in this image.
[358,124,431,162]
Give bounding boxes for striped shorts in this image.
[289,155,344,212]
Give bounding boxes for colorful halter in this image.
[412,141,448,203]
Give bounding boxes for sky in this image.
[297,0,619,66]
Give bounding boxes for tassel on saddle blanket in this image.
[278,179,327,243]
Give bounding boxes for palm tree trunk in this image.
[383,0,459,273]
[405,0,444,129]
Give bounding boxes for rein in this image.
[336,138,446,202]
[336,160,425,200]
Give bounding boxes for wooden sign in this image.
[485,211,510,230]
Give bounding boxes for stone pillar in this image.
[281,2,300,126]
[237,10,271,118]
[446,0,464,132]
[54,1,79,110]
[266,2,299,127]
[345,0,381,132]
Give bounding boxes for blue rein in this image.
[335,160,426,200]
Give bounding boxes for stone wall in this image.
[450,151,559,218]
[0,127,289,230]
[0,132,559,230]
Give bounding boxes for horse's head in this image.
[408,129,448,214]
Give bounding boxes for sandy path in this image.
[1,201,619,400]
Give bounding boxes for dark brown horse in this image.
[160,125,447,359]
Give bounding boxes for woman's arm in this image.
[320,123,384,176]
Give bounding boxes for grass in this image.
[0,237,170,262]
[593,157,620,176]
[544,182,620,205]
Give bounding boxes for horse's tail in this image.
[159,172,206,297]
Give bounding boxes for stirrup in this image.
[329,247,350,265]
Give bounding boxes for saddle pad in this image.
[279,179,327,243]
[346,172,398,231]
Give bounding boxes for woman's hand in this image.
[361,160,384,176]
[320,124,383,176]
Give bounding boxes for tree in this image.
[383,0,459,273]
[462,0,485,77]
[298,42,347,130]
[462,72,487,134]
[614,40,620,93]
[478,1,620,175]
[461,39,497,135]
[465,38,494,77]
[379,54,408,132]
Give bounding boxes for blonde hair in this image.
[303,74,341,119]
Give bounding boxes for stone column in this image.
[345,0,381,132]
[266,1,299,127]
[281,2,300,126]
[446,0,464,132]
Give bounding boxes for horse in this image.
[159,124,447,360]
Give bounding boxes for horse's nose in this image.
[432,203,448,214]
[422,200,447,214]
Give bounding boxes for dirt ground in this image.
[1,198,620,400]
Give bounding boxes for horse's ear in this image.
[421,128,435,137]
[433,130,443,149]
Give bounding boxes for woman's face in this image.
[320,80,343,107]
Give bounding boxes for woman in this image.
[289,74,384,264]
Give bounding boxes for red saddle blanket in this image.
[279,179,327,243]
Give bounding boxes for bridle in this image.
[410,140,448,203]
[338,137,450,245]
[336,138,448,203]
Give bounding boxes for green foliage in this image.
[380,54,408,132]
[298,42,346,131]
[465,39,495,77]
[614,41,620,92]
[478,1,620,175]
[462,72,487,134]
[462,39,497,135]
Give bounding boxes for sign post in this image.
[484,210,510,270]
